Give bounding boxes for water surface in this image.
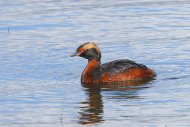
[0,0,190,127]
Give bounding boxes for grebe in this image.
[71,42,156,84]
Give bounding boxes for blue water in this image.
[0,0,190,127]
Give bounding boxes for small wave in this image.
[162,74,190,81]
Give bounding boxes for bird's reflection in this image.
[78,84,104,125]
[78,79,154,125]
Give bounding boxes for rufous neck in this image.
[82,59,100,76]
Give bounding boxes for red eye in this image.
[78,48,86,54]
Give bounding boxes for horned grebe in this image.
[71,42,156,84]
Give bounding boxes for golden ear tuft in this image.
[82,42,101,54]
